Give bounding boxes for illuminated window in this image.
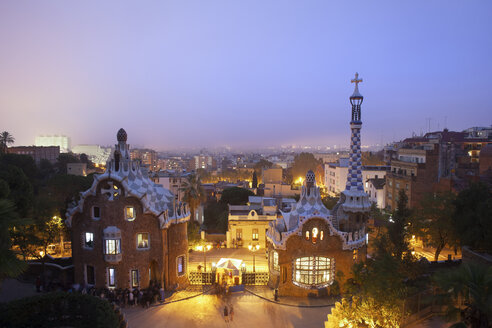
[293,256,333,287]
[271,251,279,272]
[137,233,149,249]
[131,269,139,288]
[236,229,242,240]
[312,227,319,244]
[105,239,121,255]
[108,268,116,287]
[305,230,310,241]
[353,249,358,261]
[125,206,136,221]
[84,232,94,249]
[320,230,324,241]
[177,256,185,276]
[252,228,259,241]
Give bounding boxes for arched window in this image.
[312,227,318,244]
[320,230,324,241]
[293,256,334,287]
[305,230,310,241]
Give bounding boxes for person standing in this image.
[223,305,229,322]
[229,304,234,321]
[129,290,134,306]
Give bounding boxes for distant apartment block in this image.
[153,170,191,203]
[67,163,87,176]
[324,158,387,196]
[365,177,385,208]
[35,135,71,153]
[72,144,112,165]
[8,146,60,164]
[130,149,158,171]
[191,154,215,170]
[385,147,439,211]
[385,128,492,211]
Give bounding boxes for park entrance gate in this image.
[188,271,269,286]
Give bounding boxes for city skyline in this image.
[1,1,491,150]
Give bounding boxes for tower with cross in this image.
[329,72,371,220]
[345,72,365,194]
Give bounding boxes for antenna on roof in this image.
[426,117,431,133]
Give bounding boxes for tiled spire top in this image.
[305,170,316,189]
[117,128,127,142]
[346,73,364,192]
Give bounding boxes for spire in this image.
[350,72,363,122]
[339,73,370,212]
[350,72,363,99]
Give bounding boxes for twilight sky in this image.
[1,1,491,150]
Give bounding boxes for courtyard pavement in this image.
[122,287,451,328]
[122,288,333,328]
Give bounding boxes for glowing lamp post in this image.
[248,243,260,272]
[196,244,212,272]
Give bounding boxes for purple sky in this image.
[1,1,491,150]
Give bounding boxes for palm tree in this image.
[0,131,15,153]
[180,173,205,222]
[0,199,27,282]
[433,262,492,328]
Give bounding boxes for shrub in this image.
[0,292,121,328]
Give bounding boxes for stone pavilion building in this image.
[66,129,190,291]
[266,74,370,296]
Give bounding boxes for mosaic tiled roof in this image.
[66,129,189,229]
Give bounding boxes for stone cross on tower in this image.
[351,72,362,87]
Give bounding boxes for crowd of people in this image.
[66,281,165,308]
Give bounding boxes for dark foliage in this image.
[220,187,254,205]
[0,292,122,328]
[453,182,492,251]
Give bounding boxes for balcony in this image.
[104,253,122,263]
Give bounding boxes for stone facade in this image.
[268,217,365,297]
[67,129,190,291]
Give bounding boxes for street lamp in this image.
[196,244,212,272]
[248,243,260,272]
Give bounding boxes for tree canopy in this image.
[291,152,324,185]
[409,191,458,261]
[452,182,492,251]
[220,187,254,205]
[0,131,15,152]
[433,262,492,328]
